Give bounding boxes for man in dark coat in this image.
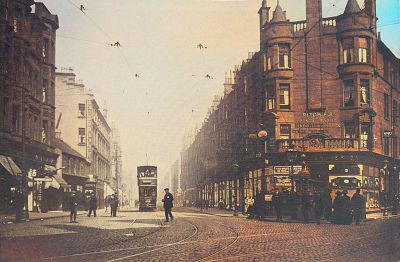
[333,191,343,224]
[69,192,78,223]
[88,193,97,217]
[342,190,352,225]
[111,194,119,217]
[162,188,174,222]
[272,191,283,222]
[301,192,312,224]
[351,188,365,225]
[313,192,324,225]
[323,189,333,222]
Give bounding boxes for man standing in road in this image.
[351,188,365,225]
[110,194,119,217]
[88,193,97,217]
[162,188,174,222]
[272,191,283,222]
[69,192,78,223]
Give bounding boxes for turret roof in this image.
[344,0,361,14]
[271,0,287,22]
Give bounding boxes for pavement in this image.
[187,206,400,223]
[0,208,399,261]
[0,209,106,224]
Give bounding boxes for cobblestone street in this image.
[1,208,399,262]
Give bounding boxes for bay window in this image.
[278,44,291,69]
[279,84,290,110]
[358,37,370,63]
[342,38,354,64]
[343,80,356,107]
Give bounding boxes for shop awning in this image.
[0,155,22,176]
[53,174,70,189]
[44,176,61,189]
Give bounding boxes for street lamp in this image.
[232,163,240,216]
[257,125,268,198]
[382,159,389,216]
[286,144,298,193]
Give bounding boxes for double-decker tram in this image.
[137,166,157,211]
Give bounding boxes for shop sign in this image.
[34,177,53,182]
[293,111,340,135]
[273,175,291,187]
[383,131,393,138]
[273,166,302,175]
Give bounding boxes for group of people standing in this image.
[333,188,365,225]
[250,188,366,225]
[68,192,120,222]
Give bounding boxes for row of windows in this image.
[279,123,371,149]
[343,79,370,107]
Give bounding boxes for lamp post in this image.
[382,159,389,216]
[286,144,298,193]
[232,163,239,216]
[257,125,268,198]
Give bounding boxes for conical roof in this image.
[344,0,361,14]
[271,0,287,22]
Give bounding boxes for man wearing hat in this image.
[162,188,174,222]
[69,192,78,223]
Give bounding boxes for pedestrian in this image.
[69,192,78,223]
[272,191,283,222]
[342,190,352,225]
[88,193,97,217]
[351,188,365,225]
[393,194,399,215]
[323,189,333,222]
[111,194,119,217]
[332,190,343,224]
[162,188,174,222]
[301,192,312,224]
[313,192,324,225]
[381,190,388,216]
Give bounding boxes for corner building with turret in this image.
[181,0,399,215]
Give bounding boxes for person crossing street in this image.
[162,188,174,222]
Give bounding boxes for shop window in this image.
[78,128,86,145]
[384,93,389,119]
[344,122,355,139]
[342,38,354,64]
[280,124,291,140]
[360,124,370,149]
[78,103,86,117]
[358,37,370,63]
[279,84,290,110]
[343,80,356,107]
[278,44,291,69]
[359,80,370,106]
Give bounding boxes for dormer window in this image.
[278,44,291,69]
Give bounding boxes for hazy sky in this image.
[41,0,399,189]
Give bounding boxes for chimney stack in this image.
[306,0,322,25]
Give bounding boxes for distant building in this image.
[0,1,59,214]
[52,138,89,211]
[55,70,112,208]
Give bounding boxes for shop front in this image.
[0,155,22,214]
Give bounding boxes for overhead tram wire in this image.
[65,0,139,82]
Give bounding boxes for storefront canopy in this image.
[53,174,70,189]
[44,176,61,190]
[0,155,22,176]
